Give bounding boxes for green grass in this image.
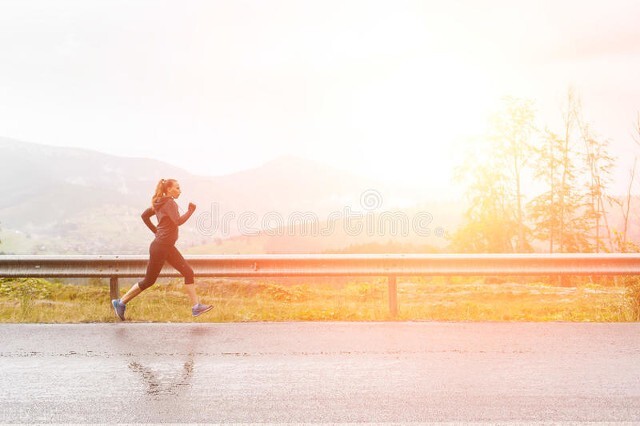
[0,277,638,323]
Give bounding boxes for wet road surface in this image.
[1,322,640,423]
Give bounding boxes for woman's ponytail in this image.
[151,179,176,208]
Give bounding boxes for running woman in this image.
[111,178,212,320]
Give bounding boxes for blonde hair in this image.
[151,178,176,208]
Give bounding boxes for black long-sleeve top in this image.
[141,196,194,245]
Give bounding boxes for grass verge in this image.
[0,277,638,323]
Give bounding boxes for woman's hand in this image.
[188,202,197,212]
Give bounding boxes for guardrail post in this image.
[388,275,398,318]
[109,277,119,300]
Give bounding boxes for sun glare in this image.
[336,51,498,188]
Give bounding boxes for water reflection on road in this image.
[128,358,194,398]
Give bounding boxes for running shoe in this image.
[112,299,126,321]
[192,303,213,317]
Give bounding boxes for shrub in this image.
[0,278,61,300]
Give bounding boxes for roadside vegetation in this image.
[1,276,638,323]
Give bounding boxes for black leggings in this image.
[138,240,195,291]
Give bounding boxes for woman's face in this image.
[167,181,181,199]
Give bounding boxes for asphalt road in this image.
[1,322,640,423]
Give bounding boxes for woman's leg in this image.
[165,248,212,316]
[120,283,142,304]
[165,246,199,305]
[122,241,169,304]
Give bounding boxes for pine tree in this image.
[577,112,616,252]
[528,130,563,252]
[528,90,591,253]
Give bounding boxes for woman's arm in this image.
[141,207,158,233]
[165,200,196,226]
[166,200,196,226]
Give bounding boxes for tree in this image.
[490,97,536,252]
[617,113,640,252]
[577,107,616,252]
[452,162,520,252]
[452,97,535,253]
[558,89,579,252]
[528,130,564,252]
[615,157,637,252]
[528,131,590,252]
[527,90,591,252]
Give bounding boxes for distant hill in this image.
[3,137,636,255]
[0,137,189,222]
[0,137,460,254]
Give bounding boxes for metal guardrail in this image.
[1,254,640,317]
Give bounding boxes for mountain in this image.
[0,137,189,218]
[0,138,460,254]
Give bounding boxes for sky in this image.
[1,0,639,196]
